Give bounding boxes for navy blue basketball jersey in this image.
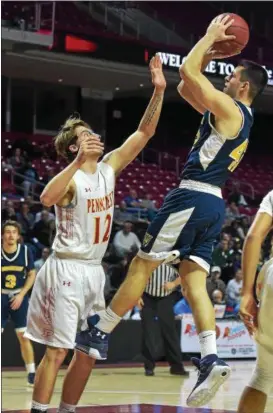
[181,101,253,187]
[1,244,35,290]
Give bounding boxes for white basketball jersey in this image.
[52,162,115,261]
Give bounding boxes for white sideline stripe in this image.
[2,387,273,398]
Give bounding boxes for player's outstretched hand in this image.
[10,293,24,311]
[206,14,236,43]
[150,54,166,91]
[239,293,258,336]
[75,136,104,166]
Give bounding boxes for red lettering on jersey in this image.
[95,198,101,212]
[99,198,105,212]
[87,191,114,214]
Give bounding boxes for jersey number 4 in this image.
[228,139,249,172]
[93,214,112,244]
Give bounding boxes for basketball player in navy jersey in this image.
[1,220,36,385]
[76,15,268,407]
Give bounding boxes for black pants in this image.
[141,292,182,371]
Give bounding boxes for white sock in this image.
[26,363,36,373]
[96,307,122,333]
[199,330,217,358]
[58,401,76,413]
[31,401,48,411]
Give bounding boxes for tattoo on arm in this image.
[142,94,163,126]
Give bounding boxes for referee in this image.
[138,263,189,377]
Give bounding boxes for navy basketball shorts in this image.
[138,183,225,273]
[1,292,29,332]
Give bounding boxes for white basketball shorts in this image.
[255,258,273,355]
[24,254,105,349]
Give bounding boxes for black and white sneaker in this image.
[75,315,109,360]
[186,355,231,407]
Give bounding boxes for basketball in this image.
[214,13,250,55]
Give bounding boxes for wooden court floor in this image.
[2,361,273,413]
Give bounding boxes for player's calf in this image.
[16,331,36,386]
[31,347,68,412]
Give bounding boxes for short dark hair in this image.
[239,60,268,100]
[2,220,22,235]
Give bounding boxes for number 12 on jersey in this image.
[93,214,112,244]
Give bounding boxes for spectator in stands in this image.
[124,188,141,208]
[32,210,55,247]
[227,219,246,241]
[8,148,26,170]
[113,201,136,226]
[211,289,226,305]
[34,247,50,272]
[34,206,55,224]
[226,268,243,307]
[24,195,37,212]
[113,221,141,258]
[22,161,39,198]
[16,202,35,238]
[228,183,248,206]
[225,201,241,221]
[140,193,158,221]
[2,200,17,221]
[206,266,226,300]
[240,215,250,237]
[228,238,243,270]
[212,239,230,268]
[44,167,55,184]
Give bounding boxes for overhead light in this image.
[115,87,120,91]
[58,78,63,83]
[140,84,144,87]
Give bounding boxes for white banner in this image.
[181,314,256,358]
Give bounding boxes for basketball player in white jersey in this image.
[238,189,273,413]
[24,54,166,413]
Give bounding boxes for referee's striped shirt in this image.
[145,264,178,297]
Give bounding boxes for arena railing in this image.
[225,179,255,200]
[7,169,46,202]
[139,147,181,176]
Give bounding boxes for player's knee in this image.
[249,365,273,396]
[16,331,29,344]
[130,255,159,275]
[45,347,68,366]
[181,277,205,298]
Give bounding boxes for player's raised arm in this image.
[180,15,241,122]
[103,55,166,175]
[177,53,212,115]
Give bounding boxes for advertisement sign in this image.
[181,314,257,358]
